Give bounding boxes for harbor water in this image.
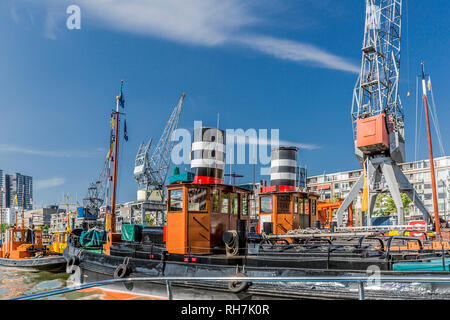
[0,267,153,300]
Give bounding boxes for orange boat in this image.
[0,192,66,272]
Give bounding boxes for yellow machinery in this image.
[49,196,75,254]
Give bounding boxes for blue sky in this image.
[0,0,448,207]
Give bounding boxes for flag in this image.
[110,116,115,130]
[30,198,33,205]
[15,194,18,205]
[361,157,369,212]
[106,141,114,159]
[427,77,431,91]
[124,119,128,141]
[118,81,125,108]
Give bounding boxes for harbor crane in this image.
[335,0,431,227]
[134,93,186,201]
[82,157,111,217]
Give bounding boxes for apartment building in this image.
[307,156,450,222]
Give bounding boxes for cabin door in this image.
[276,214,293,234]
[188,213,211,254]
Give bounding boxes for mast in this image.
[421,61,440,235]
[65,195,70,232]
[109,81,123,234]
[21,184,25,229]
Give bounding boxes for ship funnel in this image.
[270,146,298,187]
[191,125,226,184]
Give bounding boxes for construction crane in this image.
[335,0,431,227]
[82,157,111,217]
[134,93,186,201]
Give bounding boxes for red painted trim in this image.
[259,185,296,193]
[193,176,224,184]
[278,185,296,192]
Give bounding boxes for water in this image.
[0,267,152,300]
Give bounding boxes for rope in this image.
[225,231,239,256]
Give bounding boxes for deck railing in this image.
[9,275,450,301]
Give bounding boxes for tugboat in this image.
[64,123,450,300]
[0,191,66,272]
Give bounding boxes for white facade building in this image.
[307,156,450,222]
[1,207,17,225]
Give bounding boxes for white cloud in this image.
[236,35,360,74]
[35,177,65,190]
[230,134,320,150]
[77,0,258,46]
[0,144,103,158]
[21,0,359,73]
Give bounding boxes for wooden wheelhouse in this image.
[166,183,252,255]
[317,199,353,229]
[0,226,44,259]
[258,186,319,235]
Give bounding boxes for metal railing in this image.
[337,225,430,233]
[9,275,450,301]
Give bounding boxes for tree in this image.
[374,192,412,217]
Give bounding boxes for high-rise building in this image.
[2,172,33,210]
[0,170,4,211]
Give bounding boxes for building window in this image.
[169,189,183,212]
[221,192,229,214]
[260,196,273,213]
[188,188,207,211]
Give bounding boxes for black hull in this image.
[0,255,67,272]
[64,245,450,300]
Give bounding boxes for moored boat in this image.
[0,225,66,272]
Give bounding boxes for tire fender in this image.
[228,273,251,293]
[114,263,130,279]
[66,256,80,274]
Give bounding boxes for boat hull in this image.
[64,245,450,300]
[0,255,67,272]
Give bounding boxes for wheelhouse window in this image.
[242,195,249,216]
[221,191,229,214]
[299,198,305,214]
[212,189,220,212]
[231,194,238,215]
[305,199,310,215]
[277,195,290,214]
[311,199,316,215]
[188,188,207,211]
[294,196,298,213]
[169,189,183,212]
[260,196,273,213]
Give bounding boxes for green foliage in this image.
[374,193,412,217]
[144,214,155,226]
